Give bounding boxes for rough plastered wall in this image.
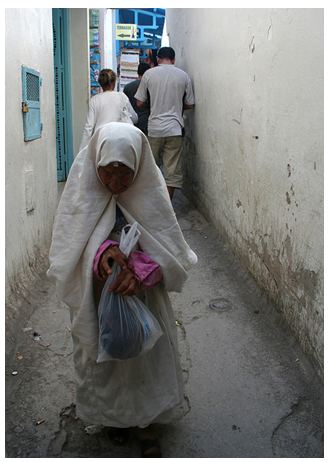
[166,8,324,379]
[5,9,58,327]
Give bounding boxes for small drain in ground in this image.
[208,298,231,312]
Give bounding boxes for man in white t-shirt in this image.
[135,47,195,200]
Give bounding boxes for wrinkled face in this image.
[98,163,134,194]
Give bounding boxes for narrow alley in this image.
[5,190,323,458]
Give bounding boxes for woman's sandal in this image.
[141,438,162,458]
[108,427,130,445]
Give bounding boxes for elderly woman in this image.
[47,122,197,457]
[79,69,138,151]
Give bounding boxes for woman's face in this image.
[98,163,134,194]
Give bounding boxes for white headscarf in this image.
[47,122,197,359]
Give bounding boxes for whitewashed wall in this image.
[70,9,90,157]
[166,8,324,378]
[5,9,58,297]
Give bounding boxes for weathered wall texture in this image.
[5,9,58,317]
[166,8,324,378]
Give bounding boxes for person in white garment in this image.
[47,122,197,457]
[79,69,138,151]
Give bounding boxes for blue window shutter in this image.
[22,66,42,141]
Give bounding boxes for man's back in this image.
[135,46,195,200]
[135,64,194,137]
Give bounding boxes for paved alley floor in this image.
[5,190,324,458]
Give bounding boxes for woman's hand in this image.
[99,246,127,280]
[109,267,138,296]
[99,245,137,296]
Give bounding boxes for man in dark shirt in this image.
[123,63,150,135]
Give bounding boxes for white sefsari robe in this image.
[47,122,197,427]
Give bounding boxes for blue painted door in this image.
[52,8,74,181]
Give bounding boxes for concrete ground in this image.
[5,190,323,458]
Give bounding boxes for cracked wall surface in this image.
[165,8,324,380]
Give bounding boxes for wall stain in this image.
[249,36,255,54]
[244,231,320,313]
[286,192,291,205]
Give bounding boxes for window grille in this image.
[26,72,40,102]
